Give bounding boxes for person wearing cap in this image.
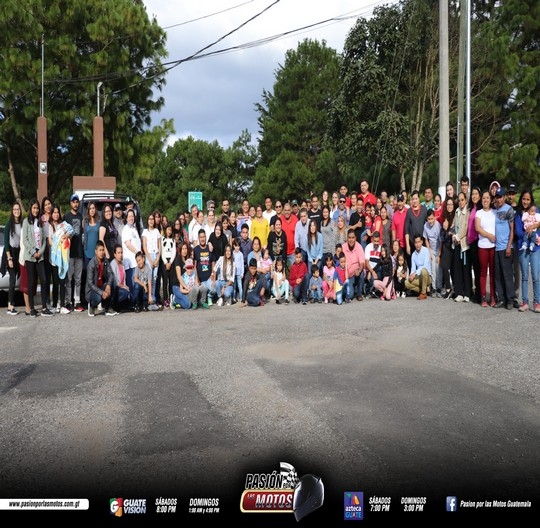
[291,199,300,219]
[171,257,201,309]
[338,184,351,208]
[489,180,501,206]
[64,193,85,312]
[492,186,516,309]
[113,203,125,233]
[241,257,266,307]
[507,182,518,207]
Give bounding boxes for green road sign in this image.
[188,191,203,211]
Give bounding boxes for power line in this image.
[46,1,394,90]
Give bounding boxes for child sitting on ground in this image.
[271,257,289,304]
[322,253,336,304]
[308,264,323,303]
[333,242,343,267]
[133,251,160,311]
[241,258,266,307]
[393,251,408,298]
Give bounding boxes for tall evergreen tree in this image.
[253,38,341,201]
[0,0,169,205]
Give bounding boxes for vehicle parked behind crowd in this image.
[0,224,21,295]
[78,192,144,234]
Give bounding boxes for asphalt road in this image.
[0,294,538,526]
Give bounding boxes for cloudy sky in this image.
[143,0,395,149]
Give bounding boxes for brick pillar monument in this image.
[72,116,116,194]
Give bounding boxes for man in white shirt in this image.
[262,196,276,225]
[364,231,382,297]
[405,234,432,299]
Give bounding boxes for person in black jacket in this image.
[85,240,117,316]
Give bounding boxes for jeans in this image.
[114,286,134,310]
[428,247,442,291]
[66,257,83,305]
[215,280,234,301]
[494,249,515,303]
[246,279,265,306]
[132,282,149,308]
[234,274,243,301]
[148,252,160,303]
[519,248,540,305]
[349,270,365,298]
[335,279,350,305]
[88,289,113,310]
[172,285,193,309]
[292,275,308,302]
[204,278,216,303]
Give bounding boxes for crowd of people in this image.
[2,176,539,316]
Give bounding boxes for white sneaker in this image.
[401,292,406,298]
[60,307,71,315]
[226,299,232,306]
[216,297,223,306]
[454,295,464,302]
[463,296,470,302]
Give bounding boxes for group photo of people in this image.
[2,176,539,316]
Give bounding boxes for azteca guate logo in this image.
[240,462,324,522]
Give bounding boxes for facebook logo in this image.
[446,496,457,512]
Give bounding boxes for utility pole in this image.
[37,34,48,204]
[438,0,450,199]
[456,0,467,187]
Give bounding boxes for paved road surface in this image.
[0,295,538,525]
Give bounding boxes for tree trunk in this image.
[6,145,26,215]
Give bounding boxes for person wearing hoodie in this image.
[489,180,501,207]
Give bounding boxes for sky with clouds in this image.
[143,0,396,149]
